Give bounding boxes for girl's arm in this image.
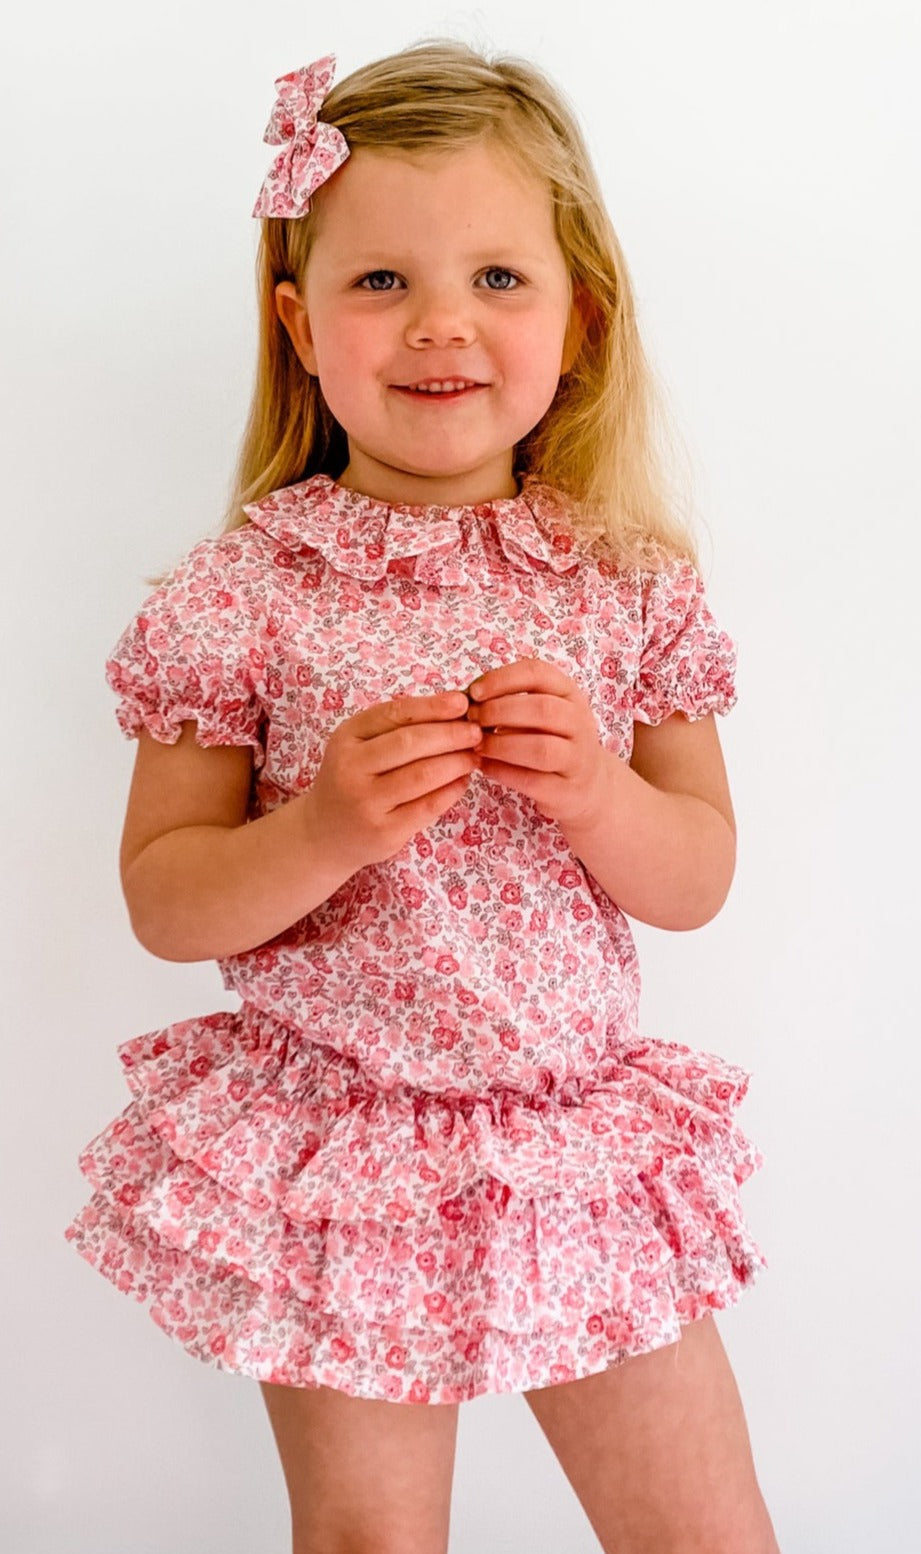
[119,722,356,962]
[560,712,737,932]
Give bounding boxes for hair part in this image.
[150,38,707,585]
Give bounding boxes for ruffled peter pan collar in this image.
[241,472,602,585]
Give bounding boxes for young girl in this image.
[65,42,781,1554]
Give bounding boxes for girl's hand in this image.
[465,657,609,829]
[308,691,483,872]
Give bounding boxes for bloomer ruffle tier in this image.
[65,1002,767,1404]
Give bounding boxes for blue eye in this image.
[355,267,522,291]
[481,268,520,290]
[358,270,400,291]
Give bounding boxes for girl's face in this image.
[276,140,586,508]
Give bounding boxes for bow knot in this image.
[252,55,350,219]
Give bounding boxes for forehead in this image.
[311,140,558,253]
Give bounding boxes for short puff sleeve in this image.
[105,539,267,769]
[630,554,738,725]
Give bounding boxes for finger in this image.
[469,692,577,735]
[467,658,578,707]
[360,691,468,738]
[477,729,572,773]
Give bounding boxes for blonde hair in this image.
[150,38,707,585]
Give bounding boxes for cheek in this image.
[500,311,568,378]
[312,315,380,403]
[497,320,571,429]
[504,341,567,406]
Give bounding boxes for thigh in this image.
[259,1380,460,1554]
[522,1314,780,1554]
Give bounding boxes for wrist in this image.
[559,746,629,843]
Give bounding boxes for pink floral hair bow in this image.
[251,55,350,219]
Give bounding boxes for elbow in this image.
[664,895,731,933]
[686,836,736,930]
[123,893,198,963]
[667,830,736,932]
[125,907,185,962]
[121,852,196,963]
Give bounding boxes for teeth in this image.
[408,381,476,393]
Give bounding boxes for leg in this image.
[259,1380,459,1554]
[522,1313,781,1554]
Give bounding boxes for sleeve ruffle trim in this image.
[108,679,267,769]
[104,540,268,770]
[629,557,739,726]
[628,647,738,725]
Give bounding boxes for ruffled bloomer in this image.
[65,1001,766,1404]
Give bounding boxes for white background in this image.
[2,2,919,1551]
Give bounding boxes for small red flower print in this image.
[67,479,765,1404]
[431,1023,458,1054]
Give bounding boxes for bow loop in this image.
[252,56,350,219]
[261,57,337,144]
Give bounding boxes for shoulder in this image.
[143,526,279,617]
[597,539,720,642]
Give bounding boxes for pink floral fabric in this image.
[250,57,351,220]
[64,472,766,1404]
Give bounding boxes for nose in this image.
[404,283,476,348]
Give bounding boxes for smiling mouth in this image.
[392,383,488,401]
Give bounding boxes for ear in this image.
[275,281,319,376]
[561,285,590,375]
